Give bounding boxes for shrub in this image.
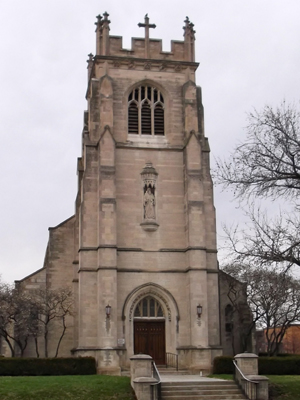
[259,356,300,375]
[213,356,234,374]
[0,357,96,376]
[213,355,300,375]
[258,352,295,357]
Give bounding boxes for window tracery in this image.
[134,296,164,318]
[128,85,165,135]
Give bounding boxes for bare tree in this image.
[53,288,73,358]
[0,282,16,356]
[0,278,73,358]
[0,282,34,357]
[215,101,300,200]
[224,264,300,356]
[30,287,73,358]
[222,207,300,270]
[215,101,300,270]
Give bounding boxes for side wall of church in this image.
[17,216,76,358]
[219,271,254,356]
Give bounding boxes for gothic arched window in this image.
[225,304,233,333]
[134,296,164,318]
[128,86,165,136]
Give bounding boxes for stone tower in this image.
[16,13,223,374]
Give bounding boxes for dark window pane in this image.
[141,102,151,135]
[157,306,163,317]
[154,104,164,135]
[134,306,141,317]
[142,298,148,316]
[225,304,233,318]
[128,102,138,134]
[150,298,155,317]
[134,89,139,101]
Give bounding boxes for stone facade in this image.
[14,13,246,373]
[219,271,255,356]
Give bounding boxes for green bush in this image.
[258,352,296,357]
[0,357,96,376]
[213,355,300,375]
[213,356,234,374]
[259,356,300,375]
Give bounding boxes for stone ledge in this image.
[140,221,159,231]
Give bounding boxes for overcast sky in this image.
[1,1,300,283]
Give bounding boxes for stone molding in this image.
[94,55,199,72]
[122,282,180,322]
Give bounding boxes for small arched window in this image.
[128,85,165,136]
[134,296,164,318]
[225,304,234,333]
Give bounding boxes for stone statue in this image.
[144,187,155,219]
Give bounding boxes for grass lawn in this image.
[210,374,300,400]
[0,375,136,400]
[267,376,300,400]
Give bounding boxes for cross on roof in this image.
[138,14,156,40]
[138,14,156,59]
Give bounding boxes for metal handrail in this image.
[166,352,178,371]
[233,360,258,400]
[151,361,161,400]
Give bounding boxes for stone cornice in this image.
[94,55,199,72]
[117,267,218,274]
[78,245,217,254]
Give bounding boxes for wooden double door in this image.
[134,320,166,365]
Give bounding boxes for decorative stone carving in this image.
[128,60,135,69]
[160,62,168,71]
[144,188,155,219]
[129,288,171,321]
[140,163,159,231]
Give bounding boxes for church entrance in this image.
[134,321,165,365]
[133,296,166,365]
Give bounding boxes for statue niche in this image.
[144,185,155,220]
[140,162,159,231]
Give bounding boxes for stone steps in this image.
[158,367,189,375]
[160,380,246,400]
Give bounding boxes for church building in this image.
[15,13,236,374]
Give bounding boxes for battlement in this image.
[106,36,187,61]
[94,13,195,62]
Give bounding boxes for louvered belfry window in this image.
[128,85,165,135]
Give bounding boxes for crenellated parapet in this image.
[94,12,196,63]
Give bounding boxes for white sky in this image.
[1,1,300,283]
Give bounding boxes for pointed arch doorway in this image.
[133,296,166,365]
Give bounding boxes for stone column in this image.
[130,354,158,400]
[234,353,269,400]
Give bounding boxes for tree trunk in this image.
[34,336,40,358]
[3,336,15,357]
[44,326,48,358]
[54,317,66,358]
